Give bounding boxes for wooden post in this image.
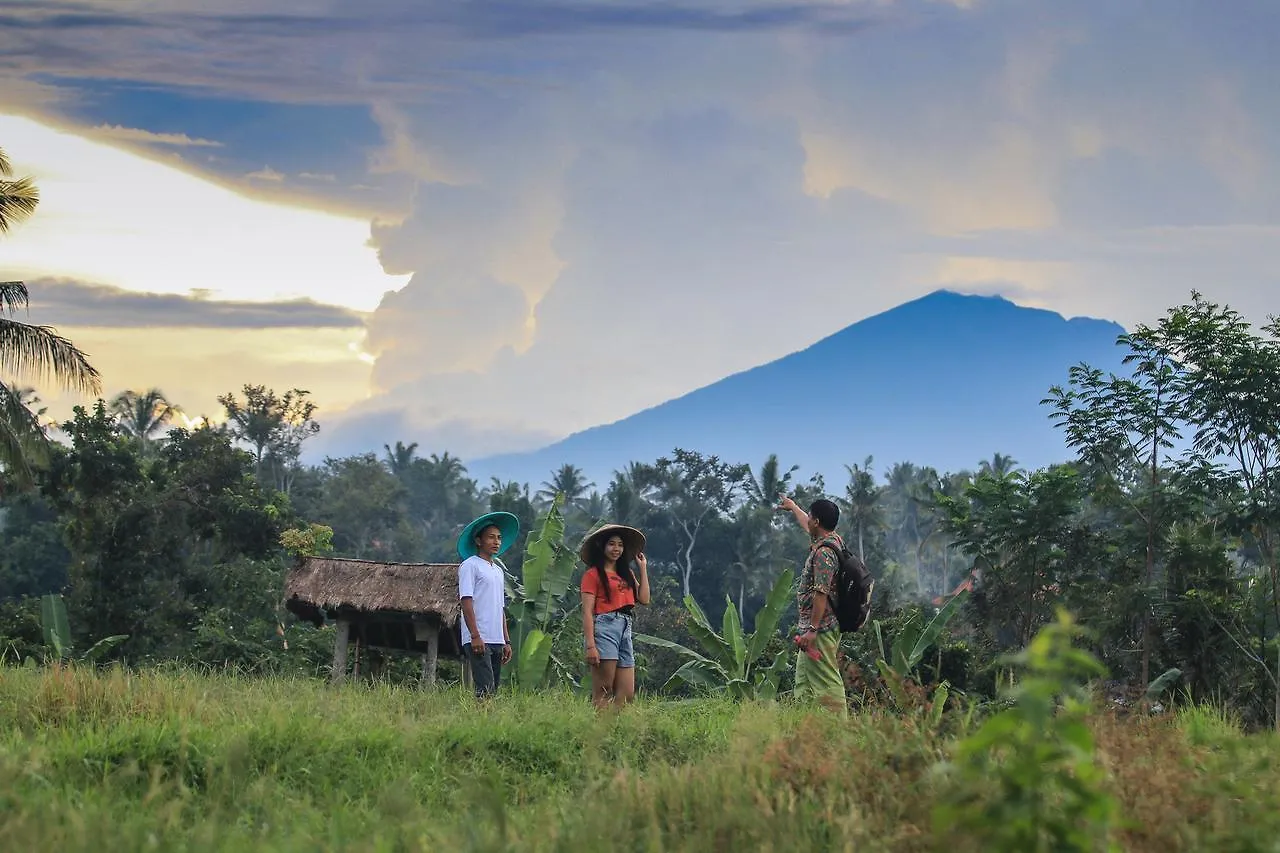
[416,615,441,688]
[330,618,351,684]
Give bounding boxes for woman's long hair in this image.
[586,535,638,603]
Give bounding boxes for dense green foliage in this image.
[2,291,1280,731]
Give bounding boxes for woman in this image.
[579,523,650,708]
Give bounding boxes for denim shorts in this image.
[591,610,635,668]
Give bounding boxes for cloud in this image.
[2,0,1278,466]
[0,114,408,313]
[244,165,285,182]
[33,325,376,432]
[22,278,365,329]
[89,123,223,147]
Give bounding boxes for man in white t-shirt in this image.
[456,511,520,697]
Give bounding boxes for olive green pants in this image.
[793,630,846,715]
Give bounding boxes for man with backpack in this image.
[779,495,850,714]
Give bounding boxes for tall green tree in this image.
[1045,322,1188,687]
[841,455,883,563]
[652,448,751,600]
[1,146,101,488]
[216,384,319,493]
[110,388,181,455]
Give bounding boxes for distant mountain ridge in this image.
[472,290,1130,489]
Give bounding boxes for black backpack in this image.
[819,542,875,632]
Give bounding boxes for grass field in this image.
[1,664,1278,852]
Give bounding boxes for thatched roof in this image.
[284,556,460,626]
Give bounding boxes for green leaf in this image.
[40,593,70,659]
[81,635,128,663]
[633,632,711,663]
[665,658,728,691]
[521,494,566,625]
[538,544,577,627]
[745,568,794,665]
[1145,667,1182,701]
[516,628,554,689]
[754,647,792,701]
[721,597,747,678]
[682,594,734,669]
[904,588,969,673]
[889,613,921,674]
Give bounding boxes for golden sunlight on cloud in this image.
[931,255,1071,310]
[0,114,409,312]
[800,129,1057,234]
[34,326,375,426]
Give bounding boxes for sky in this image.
[1,0,1277,463]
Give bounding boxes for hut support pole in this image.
[421,616,440,688]
[330,618,351,684]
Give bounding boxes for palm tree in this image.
[2,148,101,487]
[0,147,38,233]
[537,463,594,509]
[841,455,885,562]
[110,388,180,453]
[383,440,419,479]
[744,454,799,508]
[979,452,1020,478]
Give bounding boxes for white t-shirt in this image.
[458,555,507,645]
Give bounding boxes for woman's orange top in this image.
[581,567,636,614]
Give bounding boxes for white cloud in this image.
[0,114,409,313]
[90,123,224,147]
[2,0,1278,462]
[245,165,286,182]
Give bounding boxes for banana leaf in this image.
[665,658,729,691]
[40,594,70,659]
[535,544,577,628]
[745,568,794,664]
[521,494,565,624]
[722,597,747,677]
[753,647,793,701]
[83,635,128,663]
[682,594,733,670]
[517,628,554,689]
[634,632,710,663]
[902,588,969,673]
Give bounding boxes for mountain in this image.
[471,290,1129,489]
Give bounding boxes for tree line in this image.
[4,147,1279,725]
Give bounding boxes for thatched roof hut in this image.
[284,556,462,683]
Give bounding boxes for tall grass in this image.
[1,663,1278,851]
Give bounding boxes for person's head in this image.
[473,523,503,558]
[585,532,638,601]
[808,498,839,536]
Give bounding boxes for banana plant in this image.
[873,587,968,711]
[500,493,580,689]
[39,593,129,664]
[635,567,794,700]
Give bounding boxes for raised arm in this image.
[778,495,810,532]
[635,552,651,605]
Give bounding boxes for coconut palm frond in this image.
[0,281,30,317]
[0,316,102,395]
[0,175,39,233]
[0,378,50,490]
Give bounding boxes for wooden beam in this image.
[330,619,351,684]
[421,615,440,688]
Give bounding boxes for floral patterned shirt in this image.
[798,531,842,634]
